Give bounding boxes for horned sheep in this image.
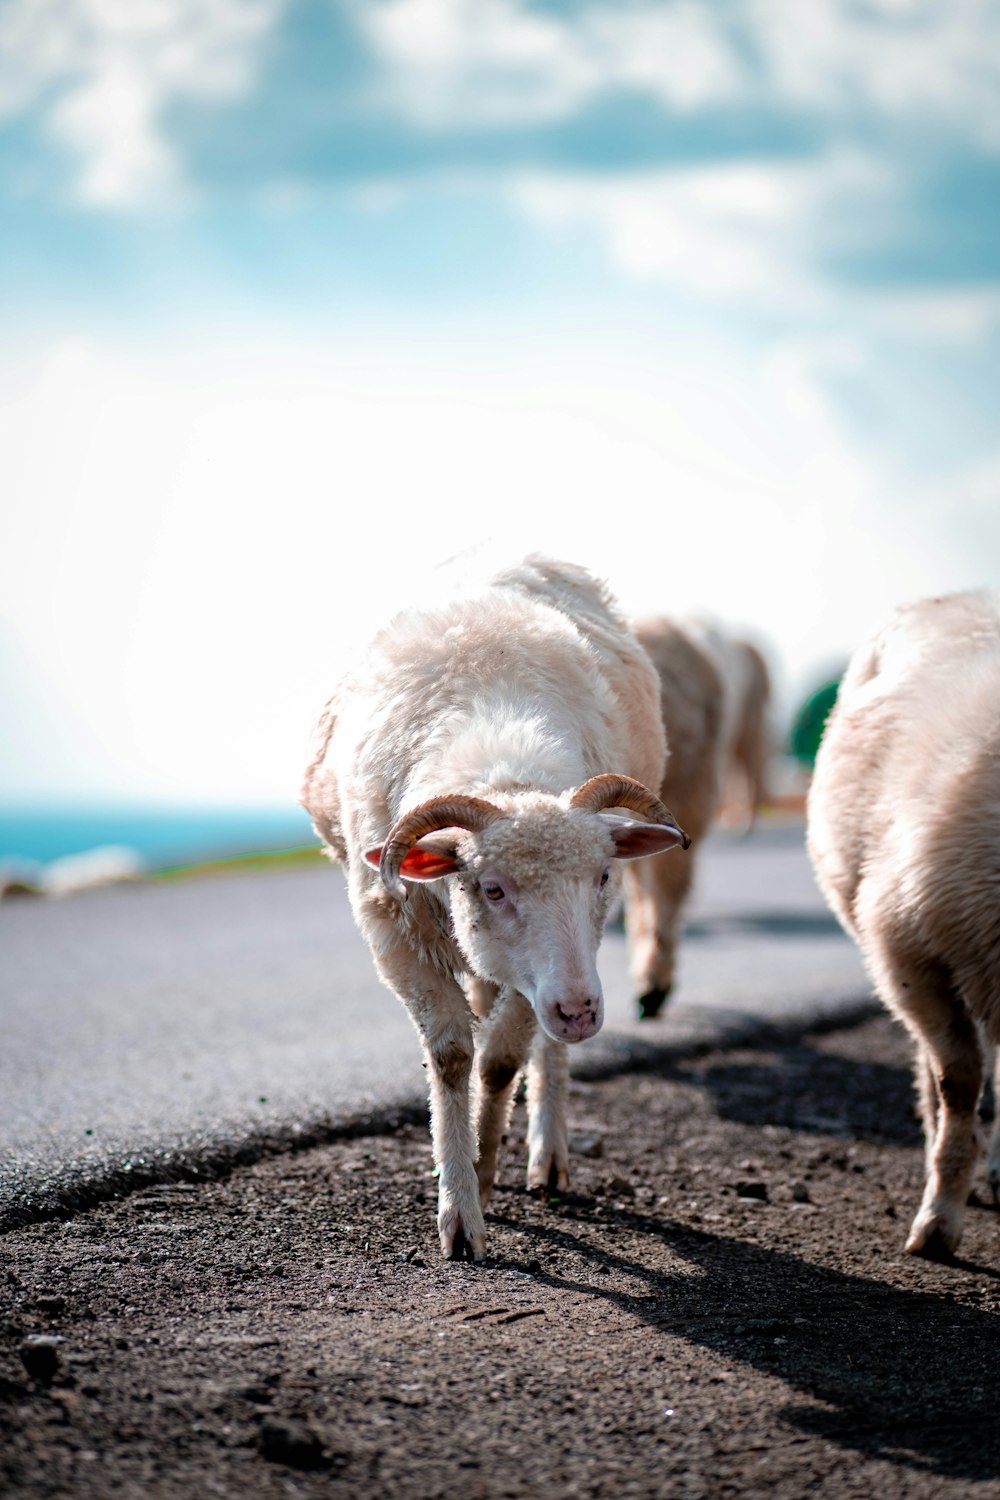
[301,554,688,1261]
[807,589,1000,1258]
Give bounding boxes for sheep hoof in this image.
[440,1222,487,1264]
[905,1216,960,1261]
[526,1158,569,1197]
[637,987,671,1020]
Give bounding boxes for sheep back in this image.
[632,616,724,843]
[301,553,667,877]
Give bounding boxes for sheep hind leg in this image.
[525,1032,570,1194]
[895,972,985,1259]
[622,854,690,1021]
[473,987,536,1210]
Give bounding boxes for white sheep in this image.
[622,617,725,1018]
[807,588,1000,1257]
[301,554,688,1261]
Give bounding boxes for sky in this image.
[2,0,999,808]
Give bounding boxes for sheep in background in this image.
[807,589,1000,1257]
[302,554,688,1262]
[687,622,774,833]
[623,618,725,1019]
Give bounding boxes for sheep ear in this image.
[599,813,690,860]
[363,837,463,882]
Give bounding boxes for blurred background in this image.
[2,0,998,887]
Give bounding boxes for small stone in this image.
[258,1416,331,1471]
[791,1182,811,1203]
[569,1134,604,1159]
[735,1181,769,1202]
[733,1317,784,1335]
[34,1295,67,1315]
[20,1335,63,1382]
[244,1384,274,1405]
[607,1176,635,1198]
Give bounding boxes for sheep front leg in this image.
[526,1031,570,1194]
[474,987,536,1209]
[375,941,485,1261]
[425,1017,486,1261]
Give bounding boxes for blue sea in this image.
[0,802,316,873]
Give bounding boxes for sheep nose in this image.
[550,996,602,1043]
[555,998,597,1024]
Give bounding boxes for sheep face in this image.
[450,858,613,1045]
[366,796,685,1044]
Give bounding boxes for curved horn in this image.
[570,774,691,848]
[379,794,506,893]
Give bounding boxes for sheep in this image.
[807,588,1000,1258]
[686,622,774,833]
[301,553,689,1262]
[621,617,725,1019]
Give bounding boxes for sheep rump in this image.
[685,622,773,832]
[807,588,1000,1257]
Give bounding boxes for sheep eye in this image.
[599,869,610,887]
[482,882,506,904]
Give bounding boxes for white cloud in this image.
[6,0,1000,214]
[0,0,286,206]
[355,0,746,127]
[864,287,1000,346]
[511,153,888,305]
[356,0,1000,146]
[749,0,1000,149]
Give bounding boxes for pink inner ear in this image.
[398,846,461,880]
[609,819,689,859]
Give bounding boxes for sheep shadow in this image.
[683,911,847,941]
[492,1018,1000,1480]
[490,1204,1000,1482]
[669,1030,997,1148]
[673,1033,923,1146]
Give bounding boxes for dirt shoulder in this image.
[3,1011,1000,1500]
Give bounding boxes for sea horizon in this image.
[0,800,315,872]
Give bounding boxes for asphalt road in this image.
[0,821,873,1229]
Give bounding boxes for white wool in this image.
[807,587,1000,1259]
[300,552,672,1263]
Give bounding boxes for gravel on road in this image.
[4,1010,1000,1499]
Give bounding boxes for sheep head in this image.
[363,776,688,1044]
